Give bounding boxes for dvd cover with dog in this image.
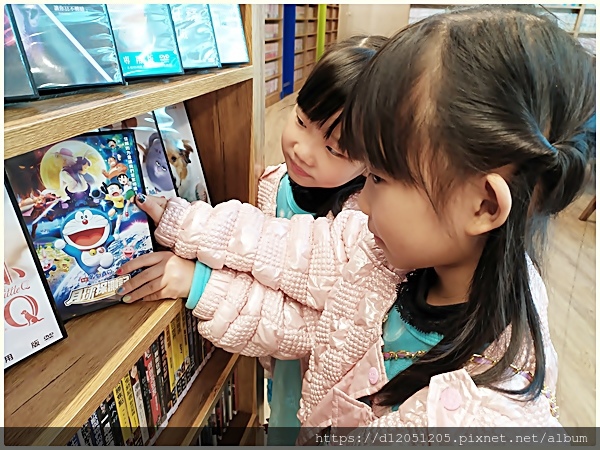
[107,4,184,78]
[154,103,211,204]
[4,178,67,369]
[4,130,153,321]
[100,113,179,199]
[10,4,123,91]
[4,5,38,101]
[170,4,221,70]
[208,4,249,65]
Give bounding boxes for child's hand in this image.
[116,251,195,303]
[135,194,168,225]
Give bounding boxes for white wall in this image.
[338,4,410,40]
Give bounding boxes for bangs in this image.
[340,20,448,190]
[298,46,380,138]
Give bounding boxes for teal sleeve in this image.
[185,261,212,310]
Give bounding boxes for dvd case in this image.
[154,103,212,204]
[5,130,154,321]
[4,6,38,101]
[10,4,123,91]
[100,113,179,199]
[208,4,249,65]
[170,4,221,70]
[4,179,67,369]
[107,4,184,78]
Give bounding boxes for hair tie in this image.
[537,130,557,154]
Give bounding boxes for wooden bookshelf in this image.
[153,349,239,446]
[293,4,319,92]
[4,67,253,159]
[264,4,283,106]
[5,300,182,446]
[325,4,339,48]
[4,4,265,447]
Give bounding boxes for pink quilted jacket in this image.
[153,167,561,443]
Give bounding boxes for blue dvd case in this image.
[208,4,249,65]
[107,4,184,79]
[10,4,123,91]
[170,4,221,70]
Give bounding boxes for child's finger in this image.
[118,263,164,297]
[135,194,167,224]
[117,251,167,275]
[122,279,172,303]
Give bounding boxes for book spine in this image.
[164,323,178,404]
[79,422,94,446]
[130,365,150,445]
[88,412,105,446]
[113,382,133,445]
[181,310,191,385]
[96,402,115,446]
[185,309,196,377]
[137,356,155,441]
[209,408,218,446]
[144,348,162,429]
[122,375,142,445]
[158,331,173,412]
[107,391,125,446]
[151,339,166,424]
[220,390,228,432]
[232,367,238,415]
[226,379,233,422]
[67,433,81,446]
[215,398,223,441]
[170,314,184,399]
[192,315,202,370]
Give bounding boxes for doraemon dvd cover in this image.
[5,130,154,321]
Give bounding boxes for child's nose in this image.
[293,143,315,167]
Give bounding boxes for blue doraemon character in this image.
[54,209,115,275]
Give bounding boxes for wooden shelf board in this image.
[266,92,281,108]
[219,411,258,446]
[265,17,282,21]
[265,36,282,42]
[265,55,282,63]
[307,46,317,51]
[154,349,239,446]
[265,73,281,82]
[4,300,183,446]
[295,48,304,54]
[4,66,253,160]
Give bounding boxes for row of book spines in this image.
[68,309,215,446]
[198,368,240,446]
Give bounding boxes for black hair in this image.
[295,35,388,217]
[341,5,595,406]
[100,181,122,194]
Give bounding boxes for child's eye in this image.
[370,174,383,184]
[296,115,306,128]
[326,146,344,157]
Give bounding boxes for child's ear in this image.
[466,173,512,236]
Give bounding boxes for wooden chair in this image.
[579,195,596,221]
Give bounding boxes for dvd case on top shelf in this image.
[154,103,212,204]
[208,4,249,65]
[10,4,123,91]
[4,130,154,321]
[170,4,221,70]
[100,113,179,199]
[4,179,67,369]
[4,6,38,102]
[107,4,184,79]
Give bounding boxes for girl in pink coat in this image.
[119,5,594,443]
[118,35,387,445]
